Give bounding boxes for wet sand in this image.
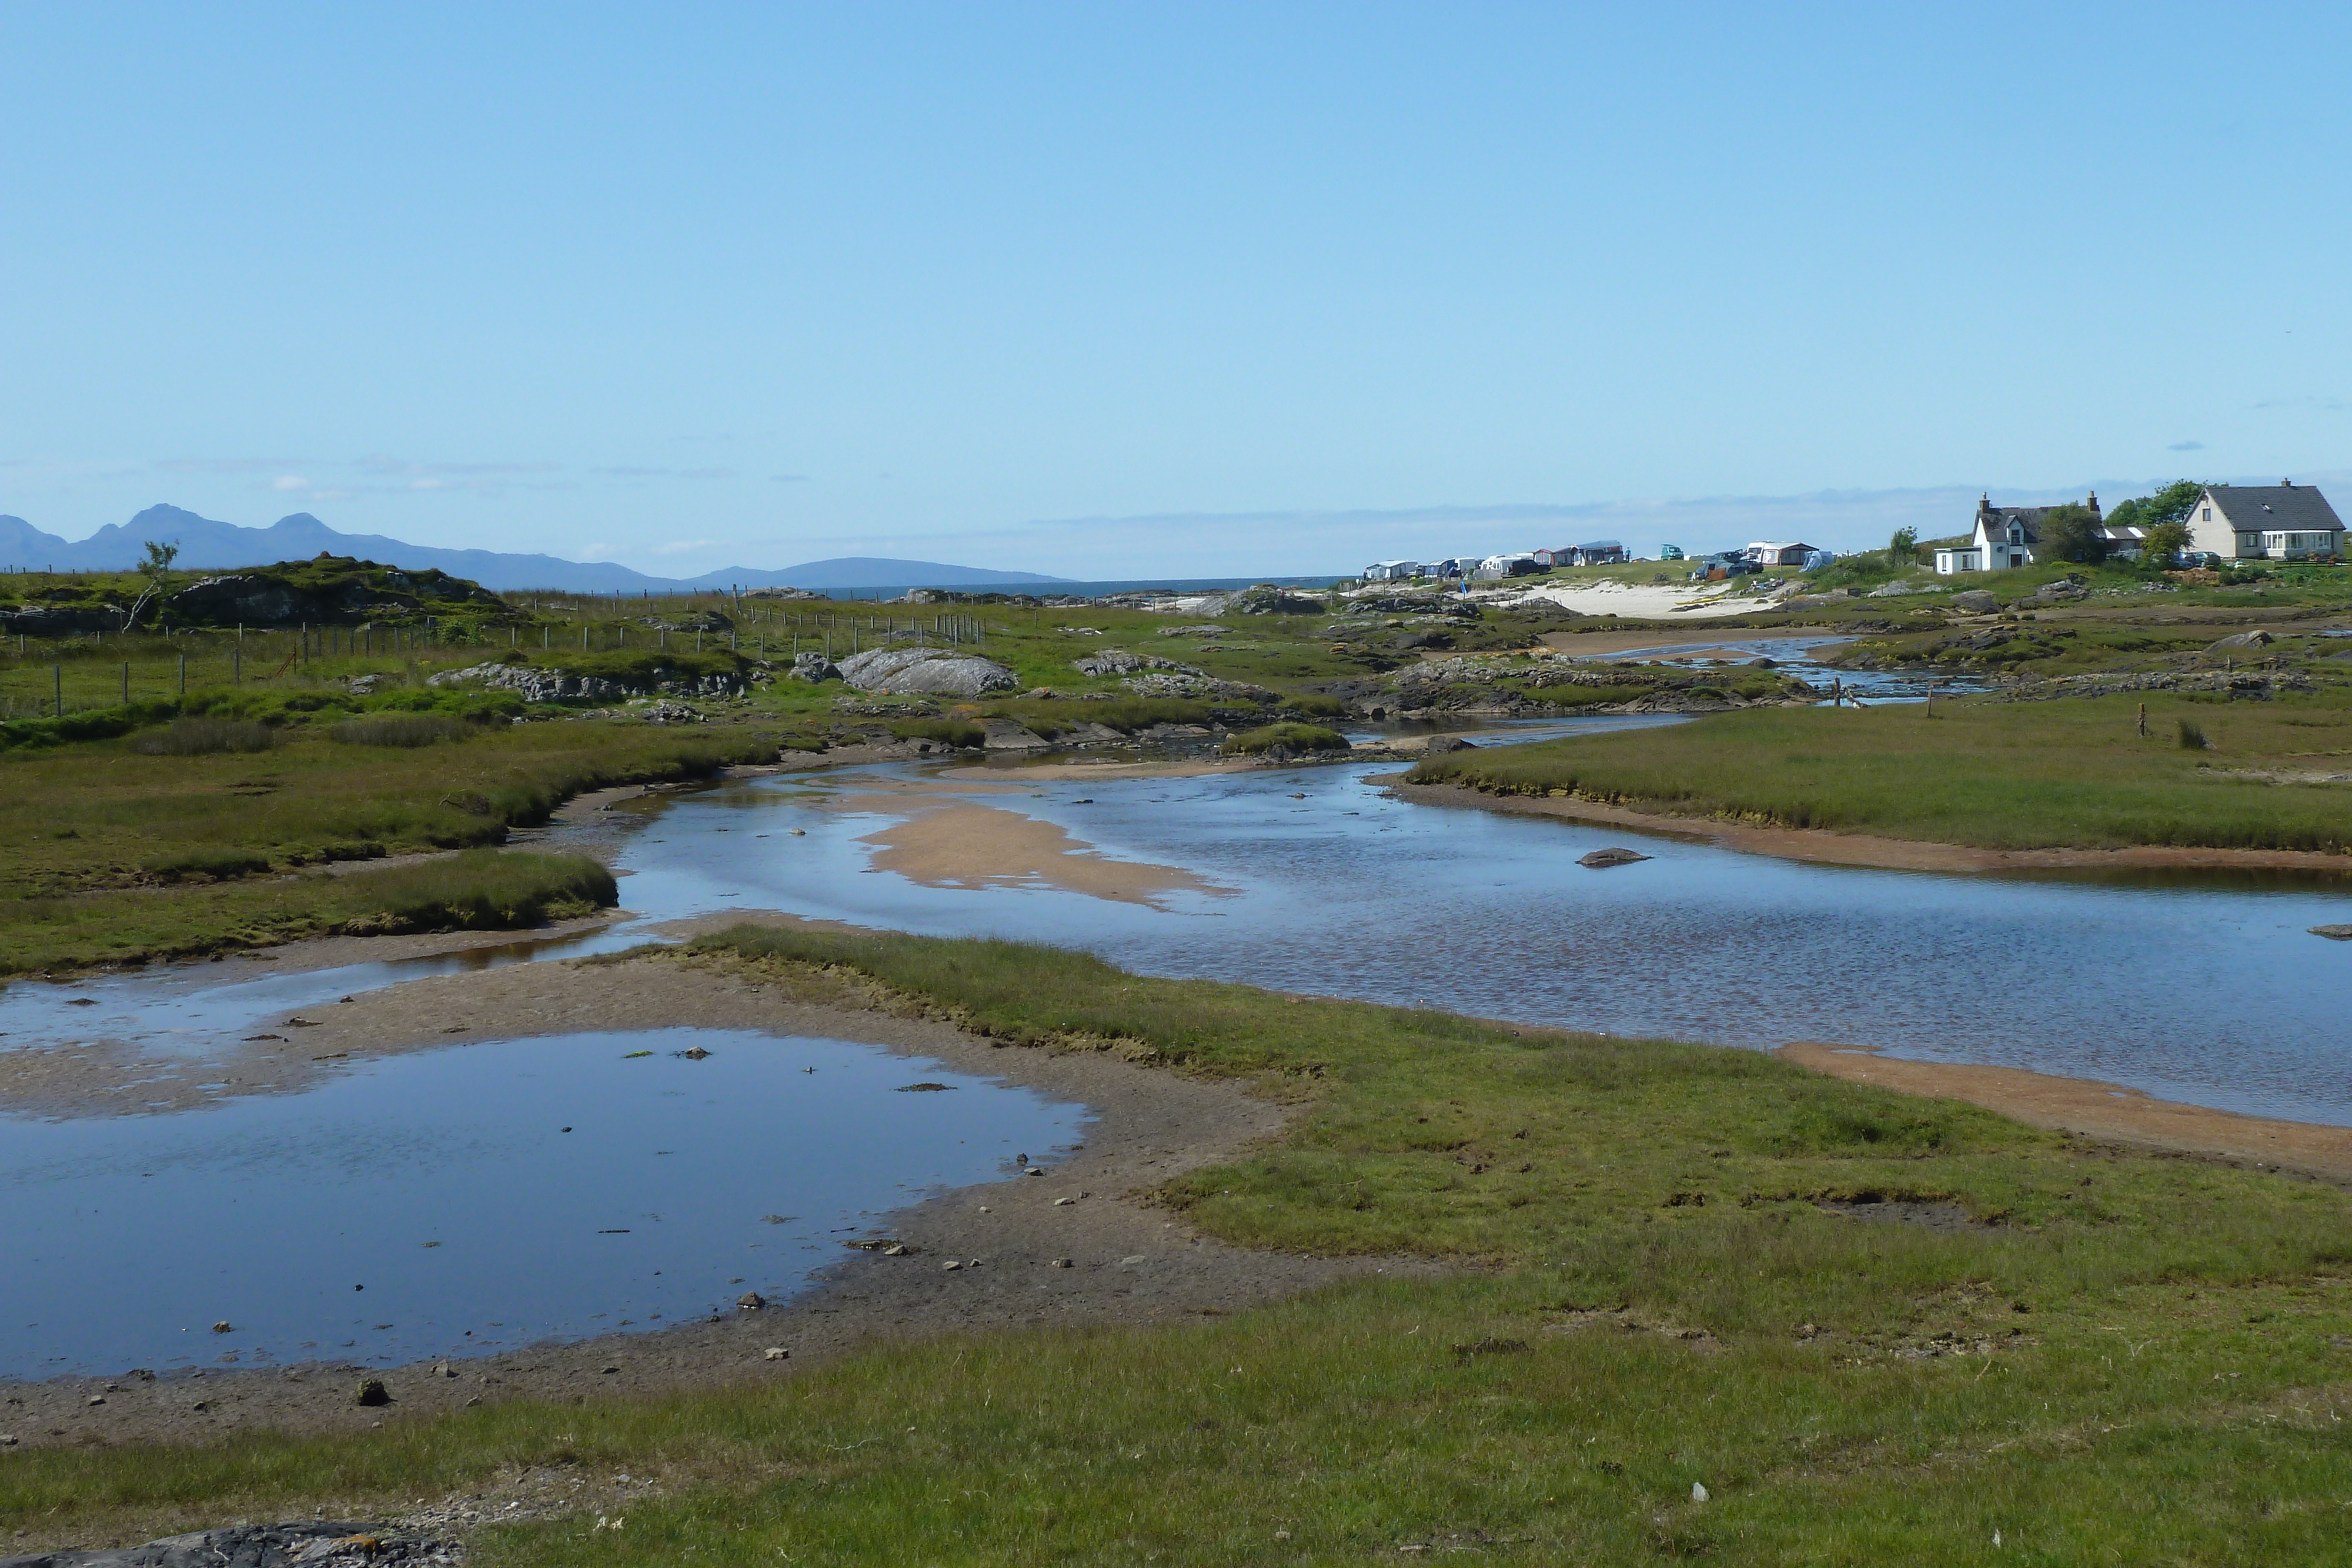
[941,758,1261,783]
[831,788,1234,905]
[1780,1042,2352,1183]
[0,945,1428,1451]
[1388,778,2352,874]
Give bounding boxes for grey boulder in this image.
[836,647,1018,697]
[1949,590,2000,614]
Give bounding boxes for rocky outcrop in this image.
[0,603,124,635]
[1072,648,1202,677]
[428,662,629,702]
[2207,629,2274,653]
[836,647,1018,697]
[429,661,749,703]
[1949,589,1999,614]
[1120,672,1276,703]
[0,1520,457,1567]
[792,651,840,683]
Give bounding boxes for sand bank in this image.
[838,792,1232,905]
[1388,778,2352,875]
[1780,1042,2352,1183]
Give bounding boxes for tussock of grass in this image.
[139,847,272,883]
[1410,692,2352,852]
[334,848,616,934]
[1220,721,1349,755]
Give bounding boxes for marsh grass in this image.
[1411,691,2352,851]
[11,930,2352,1561]
[330,713,473,747]
[129,716,275,755]
[0,720,774,970]
[1220,721,1349,755]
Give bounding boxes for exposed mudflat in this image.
[1780,1041,2352,1183]
[0,945,1431,1450]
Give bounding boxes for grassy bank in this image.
[0,717,776,972]
[1410,691,2352,852]
[10,930,2351,1562]
[0,850,618,975]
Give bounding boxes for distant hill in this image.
[0,506,1069,593]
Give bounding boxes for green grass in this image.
[1410,690,2352,852]
[0,716,776,971]
[0,849,617,973]
[1221,722,1351,755]
[9,928,2352,1562]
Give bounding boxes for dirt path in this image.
[0,948,1426,1452]
[1386,778,2352,875]
[1780,1042,2352,1182]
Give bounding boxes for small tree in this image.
[2037,503,2107,564]
[121,539,181,630]
[1888,527,1919,565]
[2142,519,2191,570]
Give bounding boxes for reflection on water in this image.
[0,1029,1081,1379]
[624,757,2352,1128]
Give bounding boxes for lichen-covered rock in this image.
[1071,648,1202,677]
[427,661,628,702]
[1949,589,2000,614]
[835,647,1017,697]
[792,651,839,683]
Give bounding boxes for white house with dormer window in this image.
[2184,482,2344,561]
[1933,493,2101,574]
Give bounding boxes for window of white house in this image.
[2202,507,2211,520]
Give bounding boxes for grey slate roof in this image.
[2207,484,2344,534]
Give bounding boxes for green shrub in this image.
[131,717,275,755]
[1220,722,1351,756]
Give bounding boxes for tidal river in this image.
[5,713,2349,1378]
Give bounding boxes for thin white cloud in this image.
[650,538,719,554]
[271,474,309,492]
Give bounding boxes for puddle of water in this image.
[1,1028,1083,1379]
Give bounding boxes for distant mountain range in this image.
[0,506,1070,593]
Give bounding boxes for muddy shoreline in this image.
[0,942,1428,1451]
[1780,1042,2352,1184]
[1385,778,2352,875]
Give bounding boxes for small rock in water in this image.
[2311,925,2352,941]
[353,1378,392,1407]
[1578,847,1651,869]
[896,1081,952,1092]
[677,1046,713,1060]
[764,1347,789,1361]
[789,827,806,835]
[737,1291,766,1310]
[211,1320,233,1334]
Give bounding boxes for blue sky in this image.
[3,3,2347,577]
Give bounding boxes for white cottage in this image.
[2184,483,2344,561]
[1933,493,2101,574]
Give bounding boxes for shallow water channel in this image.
[6,703,2350,1379]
